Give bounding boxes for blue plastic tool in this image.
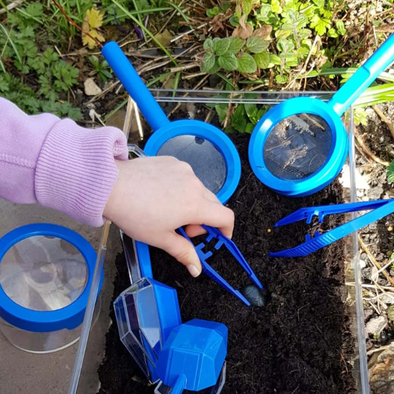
[115,235,228,394]
[127,144,263,306]
[178,225,263,306]
[270,199,394,257]
[102,41,241,204]
[249,32,394,197]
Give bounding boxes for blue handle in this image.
[102,41,170,131]
[270,200,394,257]
[274,198,394,226]
[329,33,394,116]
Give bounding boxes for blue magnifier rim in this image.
[0,224,102,332]
[144,119,241,204]
[248,97,349,197]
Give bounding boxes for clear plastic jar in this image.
[0,295,101,353]
[0,224,102,353]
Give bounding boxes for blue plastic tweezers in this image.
[178,225,263,306]
[270,199,394,258]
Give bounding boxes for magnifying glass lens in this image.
[157,135,227,194]
[0,236,87,311]
[263,113,332,181]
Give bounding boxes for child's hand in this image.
[104,156,234,277]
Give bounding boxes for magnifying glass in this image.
[102,42,241,203]
[249,32,394,197]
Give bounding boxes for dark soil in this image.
[355,104,394,357]
[99,133,356,394]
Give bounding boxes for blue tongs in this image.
[128,144,263,306]
[270,199,394,257]
[178,226,263,306]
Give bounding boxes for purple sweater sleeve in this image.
[0,97,128,227]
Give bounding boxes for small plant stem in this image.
[358,235,394,287]
[354,126,390,166]
[0,0,23,15]
[373,105,394,141]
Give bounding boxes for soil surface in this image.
[99,133,356,394]
[354,103,394,394]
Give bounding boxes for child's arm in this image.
[0,97,234,276]
[0,97,128,226]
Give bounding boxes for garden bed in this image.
[98,131,357,394]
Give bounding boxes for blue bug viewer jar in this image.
[0,224,103,354]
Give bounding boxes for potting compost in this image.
[99,133,356,394]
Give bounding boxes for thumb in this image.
[161,233,202,277]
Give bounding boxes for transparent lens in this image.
[263,114,332,180]
[0,236,87,311]
[157,135,227,194]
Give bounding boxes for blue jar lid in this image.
[0,224,102,333]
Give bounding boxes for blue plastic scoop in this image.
[102,42,241,204]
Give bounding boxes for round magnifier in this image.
[249,32,394,197]
[102,42,241,204]
[249,98,348,197]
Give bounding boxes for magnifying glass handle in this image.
[329,32,394,117]
[102,41,170,132]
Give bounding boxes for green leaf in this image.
[231,105,248,132]
[209,59,221,74]
[312,0,324,7]
[275,29,291,40]
[214,38,231,56]
[257,107,268,118]
[269,54,281,66]
[206,6,219,17]
[388,160,394,183]
[25,3,43,18]
[298,29,311,40]
[297,45,311,57]
[310,15,331,36]
[204,39,214,51]
[321,10,333,18]
[218,53,239,71]
[245,123,255,133]
[285,56,298,67]
[22,26,35,38]
[203,52,216,72]
[42,49,58,65]
[336,20,346,36]
[242,0,253,15]
[354,107,368,126]
[277,38,294,53]
[0,75,9,92]
[271,0,282,14]
[229,15,239,27]
[215,104,228,123]
[228,37,245,54]
[301,4,318,19]
[245,103,258,122]
[256,4,272,21]
[237,53,257,73]
[275,75,288,84]
[254,52,270,69]
[327,28,338,38]
[246,36,269,53]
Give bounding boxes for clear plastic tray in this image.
[0,90,368,393]
[85,90,368,394]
